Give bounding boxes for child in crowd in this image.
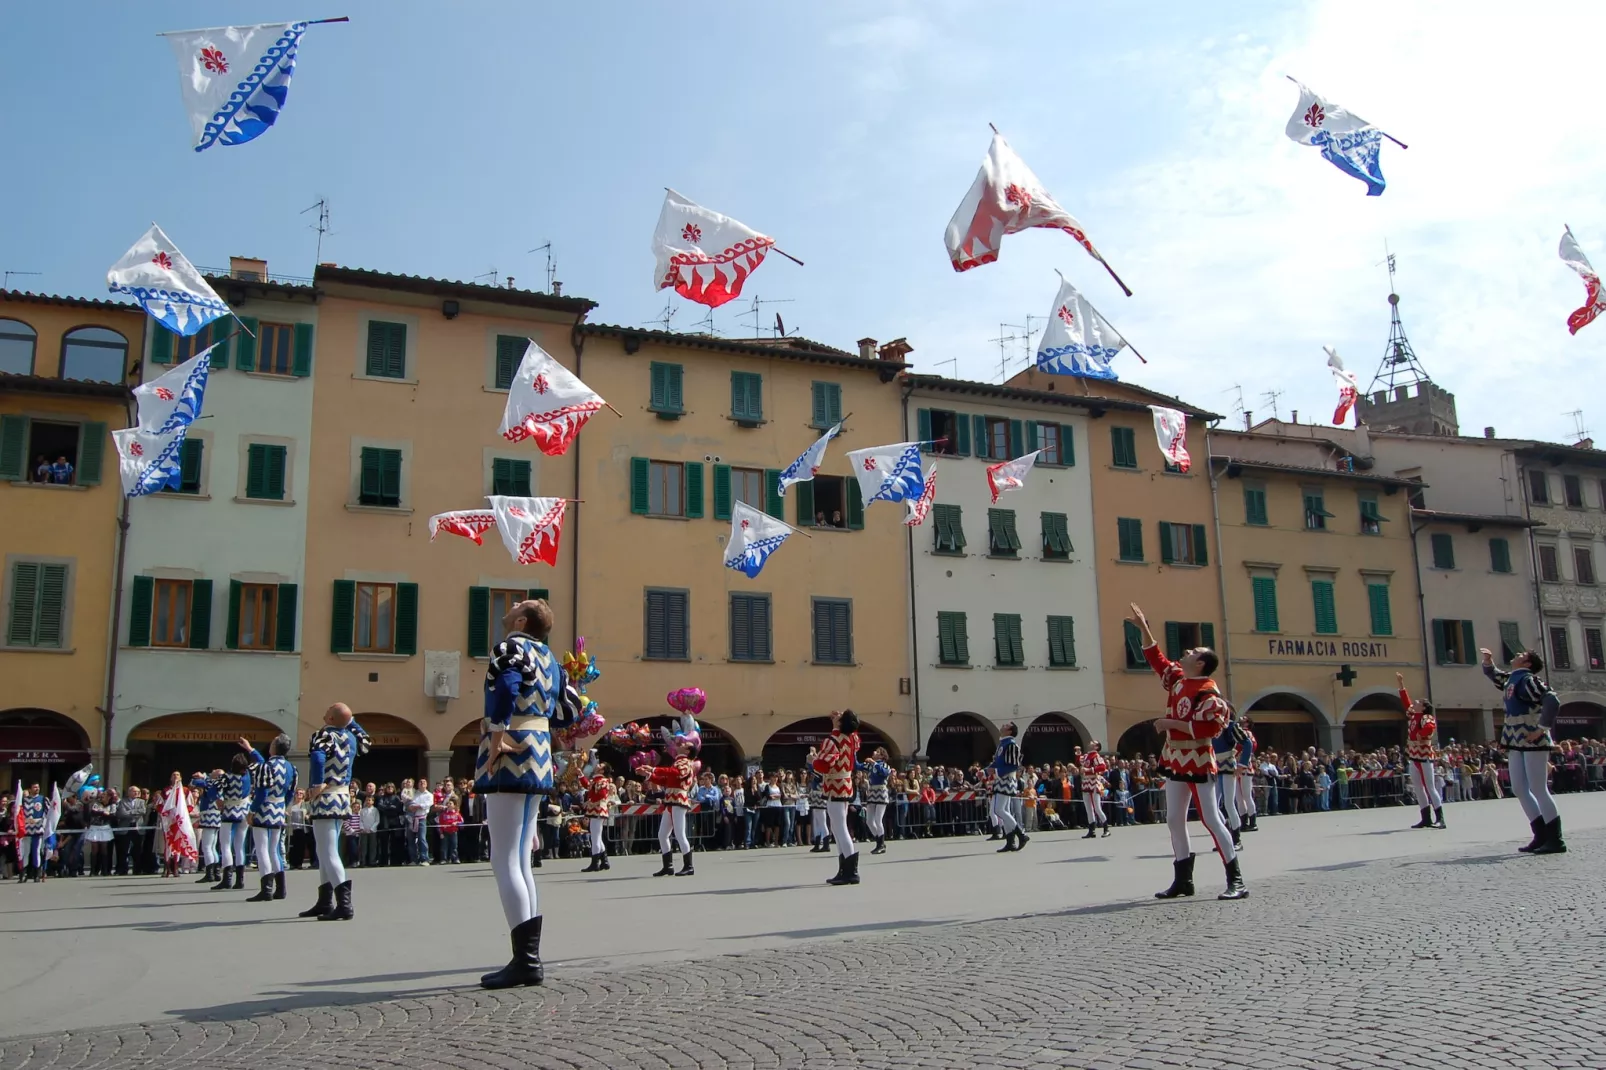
[438,798,463,864]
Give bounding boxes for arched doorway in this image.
[924,713,995,770]
[1,709,92,792]
[125,712,281,789]
[354,713,428,787]
[1342,692,1406,752]
[1555,700,1606,742]
[590,717,747,778]
[761,717,893,774]
[1022,713,1087,766]
[1244,693,1326,755]
[1116,721,1162,758]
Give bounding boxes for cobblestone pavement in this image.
[3,819,1604,1070]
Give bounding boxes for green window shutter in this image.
[1047,616,1076,667]
[1124,620,1144,665]
[1200,623,1215,650]
[76,422,106,486]
[527,587,549,602]
[973,415,990,459]
[1368,584,1392,636]
[1252,576,1279,632]
[795,479,815,526]
[1431,619,1449,664]
[630,457,650,514]
[127,575,154,647]
[366,322,406,378]
[495,335,525,390]
[178,438,203,493]
[1117,517,1143,561]
[246,444,267,499]
[1001,509,1020,550]
[274,583,297,651]
[188,578,212,649]
[234,318,259,371]
[1244,487,1267,526]
[1431,533,1455,569]
[0,415,29,481]
[225,580,242,649]
[823,383,841,425]
[381,450,402,504]
[917,408,932,449]
[491,457,530,497]
[1163,621,1182,660]
[1312,580,1337,634]
[394,582,419,656]
[684,461,704,518]
[1193,524,1208,566]
[33,564,66,648]
[1025,421,1039,453]
[264,445,286,500]
[359,448,381,503]
[938,612,955,663]
[815,384,837,430]
[508,460,533,498]
[1158,521,1174,564]
[1007,615,1023,665]
[994,614,1024,666]
[1042,512,1070,557]
[764,468,784,519]
[954,613,970,663]
[955,414,971,456]
[330,579,355,653]
[149,326,174,365]
[934,504,963,553]
[667,364,684,412]
[6,562,38,645]
[1460,620,1477,665]
[650,363,685,413]
[1058,425,1075,466]
[731,371,762,422]
[1499,621,1522,664]
[1008,419,1024,460]
[291,323,314,377]
[846,478,864,530]
[712,464,732,521]
[467,586,490,658]
[1112,427,1135,467]
[730,595,750,660]
[1489,538,1511,573]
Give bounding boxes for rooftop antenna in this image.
[642,298,676,330]
[527,241,555,293]
[737,295,794,338]
[473,269,499,287]
[1224,383,1247,420]
[690,306,722,336]
[1564,409,1591,444]
[1260,388,1285,422]
[933,357,959,377]
[990,322,1027,382]
[1368,246,1431,393]
[301,198,332,266]
[3,270,41,289]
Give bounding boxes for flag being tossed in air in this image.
[1285,80,1395,196]
[498,339,607,456]
[777,422,841,495]
[1036,275,1129,380]
[905,462,938,526]
[163,20,324,152]
[724,501,795,578]
[986,451,1041,503]
[428,509,498,545]
[846,442,926,506]
[1325,346,1361,425]
[108,225,232,337]
[1559,227,1605,335]
[488,496,568,567]
[945,132,1130,295]
[1150,407,1191,473]
[653,190,778,308]
[111,350,213,498]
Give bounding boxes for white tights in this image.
[219,821,247,867]
[1165,778,1235,864]
[1218,774,1241,832]
[199,827,219,865]
[314,819,346,886]
[810,808,827,842]
[487,794,541,929]
[826,800,857,858]
[866,803,887,838]
[658,806,691,854]
[1507,750,1559,823]
[1236,774,1255,817]
[1410,761,1443,810]
[1084,792,1106,826]
[589,816,606,855]
[990,793,1019,834]
[251,826,283,875]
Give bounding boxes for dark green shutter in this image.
[330,579,355,653]
[1158,521,1174,564]
[816,384,838,429]
[713,464,732,520]
[76,422,106,485]
[359,448,381,503]
[34,565,65,648]
[1008,419,1024,459]
[1124,620,1144,666]
[1245,486,1267,525]
[1163,621,1182,660]
[684,461,704,518]
[1312,580,1337,634]
[1431,533,1455,569]
[1489,538,1511,573]
[795,479,814,526]
[265,445,286,500]
[394,582,419,656]
[1200,623,1215,650]
[495,335,525,390]
[650,363,684,413]
[1460,620,1477,665]
[1368,584,1392,636]
[6,563,38,645]
[1499,621,1522,664]
[1192,524,1208,566]
[291,323,314,377]
[127,575,154,647]
[917,408,932,449]
[367,322,406,378]
[527,587,549,602]
[973,415,990,459]
[1252,577,1279,632]
[731,372,762,422]
[226,580,242,649]
[491,456,512,494]
[274,583,297,651]
[764,469,784,519]
[178,438,203,493]
[381,450,402,504]
[667,364,683,412]
[630,457,650,514]
[1060,425,1075,466]
[1432,620,1449,664]
[149,326,174,365]
[246,444,267,499]
[468,586,490,658]
[0,415,28,481]
[234,318,259,371]
[1025,421,1039,453]
[955,414,971,456]
[846,479,864,529]
[188,578,212,649]
[730,594,750,659]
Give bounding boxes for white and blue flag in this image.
[1286,81,1389,197]
[724,501,793,578]
[111,349,213,498]
[164,21,309,152]
[107,225,232,337]
[1036,276,1125,380]
[777,422,841,495]
[846,442,925,507]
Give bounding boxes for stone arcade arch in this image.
[0,708,92,790]
[923,713,996,770]
[1240,690,1333,756]
[1021,712,1090,766]
[123,712,283,789]
[1341,690,1407,752]
[761,717,895,774]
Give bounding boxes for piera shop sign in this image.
[1,750,85,763]
[1264,638,1390,659]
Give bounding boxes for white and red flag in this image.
[428,509,498,545]
[498,339,606,456]
[489,496,568,567]
[160,783,198,863]
[1150,407,1190,473]
[904,462,938,526]
[944,133,1128,293]
[1324,346,1361,425]
[653,190,777,308]
[986,451,1041,503]
[1559,227,1606,335]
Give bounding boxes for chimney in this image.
[1484,426,1495,439]
[1243,411,1252,430]
[505,276,515,289]
[877,338,913,363]
[857,337,878,360]
[1580,437,1595,450]
[229,256,267,281]
[1291,409,1298,424]
[552,281,563,296]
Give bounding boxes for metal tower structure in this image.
[1368,254,1431,393]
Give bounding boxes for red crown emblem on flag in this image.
[200,47,229,74]
[507,505,530,519]
[151,251,174,270]
[1304,102,1325,128]
[740,519,750,529]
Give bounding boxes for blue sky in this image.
[3,1,1601,441]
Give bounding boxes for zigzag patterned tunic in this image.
[247,752,297,828]
[308,722,370,819]
[475,632,566,794]
[218,771,251,823]
[191,774,222,828]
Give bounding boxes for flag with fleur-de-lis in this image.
[107,224,232,337]
[498,339,606,456]
[652,190,777,308]
[163,21,309,151]
[1285,81,1389,196]
[846,442,926,507]
[428,510,499,546]
[724,501,794,578]
[1036,276,1126,380]
[110,348,215,497]
[488,496,569,566]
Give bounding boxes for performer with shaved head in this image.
[299,702,370,921]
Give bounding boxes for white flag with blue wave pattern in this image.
[1285,81,1388,196]
[724,501,793,578]
[1035,277,1125,380]
[846,442,925,506]
[777,422,840,495]
[165,21,308,152]
[111,348,213,497]
[107,225,231,337]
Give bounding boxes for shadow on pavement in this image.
[1042,855,1112,864]
[716,917,953,941]
[165,983,466,1024]
[8,918,302,935]
[1399,853,1518,867]
[1292,860,1373,873]
[609,884,816,900]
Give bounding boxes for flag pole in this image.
[157,16,349,36]
[1094,255,1134,298]
[1055,269,1147,364]
[604,402,624,418]
[773,249,805,267]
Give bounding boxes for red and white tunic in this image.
[644,756,698,809]
[1079,752,1108,795]
[580,775,616,819]
[1401,687,1438,763]
[811,730,861,801]
[1145,644,1229,783]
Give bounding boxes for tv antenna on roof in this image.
[301,198,332,266]
[1368,245,1431,393]
[737,295,794,338]
[990,322,1027,383]
[3,270,41,289]
[1260,388,1285,422]
[527,241,556,293]
[690,306,722,336]
[474,269,500,287]
[1564,409,1592,444]
[642,298,676,330]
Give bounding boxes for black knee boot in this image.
[1016,828,1030,849]
[653,851,674,876]
[1230,826,1242,850]
[872,835,886,855]
[1218,857,1248,901]
[1532,817,1567,855]
[598,849,611,871]
[582,854,600,873]
[298,883,333,918]
[1518,816,1545,852]
[1154,854,1195,899]
[246,875,274,902]
[318,880,354,921]
[272,871,286,900]
[1082,824,1097,840]
[1431,808,1446,830]
[480,916,543,989]
[1412,807,1432,829]
[996,830,1017,853]
[677,850,695,876]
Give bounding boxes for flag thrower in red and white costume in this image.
[578,757,617,874]
[498,340,607,456]
[1559,227,1606,335]
[653,191,785,308]
[1324,346,1361,425]
[634,690,705,877]
[944,131,1131,295]
[811,709,862,886]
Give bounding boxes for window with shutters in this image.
[1549,625,1573,671]
[730,371,763,425]
[1563,474,1584,508]
[926,409,961,456]
[1585,626,1604,671]
[933,503,965,555]
[154,437,205,495]
[364,321,407,379]
[985,417,1009,462]
[255,323,296,375]
[1498,621,1523,665]
[1430,532,1455,569]
[1538,544,1561,582]
[4,560,69,649]
[1116,517,1144,562]
[1243,483,1269,526]
[355,582,396,653]
[987,509,1021,557]
[0,318,37,376]
[1527,469,1549,504]
[1123,620,1144,669]
[648,460,684,516]
[488,588,528,649]
[1046,615,1076,667]
[1367,582,1393,636]
[1035,423,1063,465]
[1303,489,1334,531]
[357,447,404,507]
[644,588,690,661]
[494,335,525,391]
[1162,621,1208,660]
[244,442,288,501]
[1432,620,1473,666]
[1251,575,1279,632]
[1041,512,1072,560]
[728,593,772,662]
[491,457,532,497]
[812,475,851,529]
[730,467,765,511]
[1310,579,1338,635]
[1358,494,1385,535]
[993,613,1024,667]
[171,320,225,368]
[810,382,843,429]
[1575,547,1596,585]
[1489,537,1512,573]
[1158,521,1207,566]
[1110,426,1138,469]
[937,611,970,665]
[236,583,278,651]
[6,417,106,488]
[649,362,684,416]
[811,598,853,665]
[152,579,193,647]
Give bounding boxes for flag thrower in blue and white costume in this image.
[1285,78,1401,196]
[300,703,371,922]
[212,754,252,890]
[846,442,926,507]
[241,734,297,904]
[189,771,222,884]
[1035,274,1137,381]
[777,421,841,495]
[724,501,797,578]
[991,723,1028,853]
[860,748,894,855]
